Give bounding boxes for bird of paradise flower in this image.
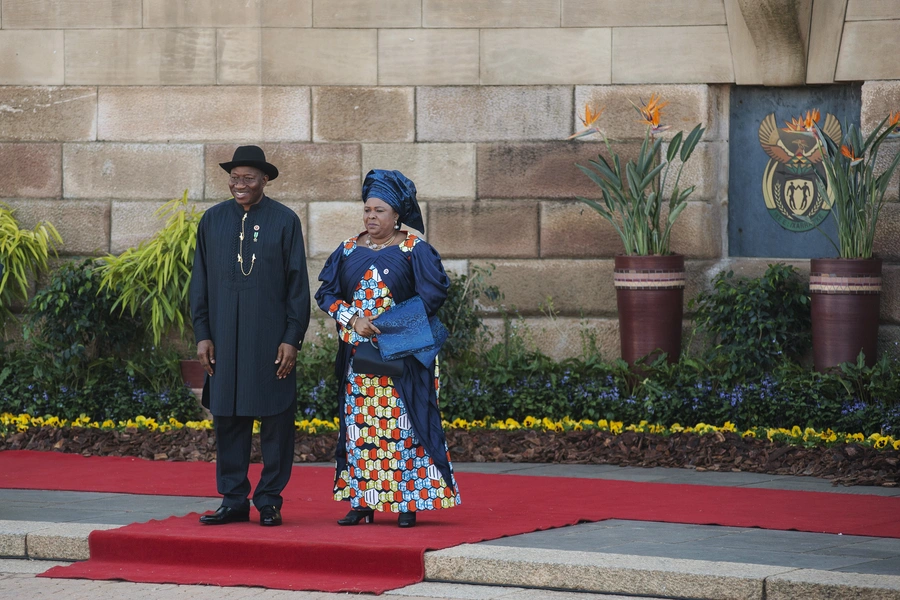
[568,104,604,140]
[569,93,705,256]
[888,111,900,138]
[632,93,671,135]
[796,109,900,258]
[824,111,898,169]
[840,144,864,166]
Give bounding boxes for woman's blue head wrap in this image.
[361,169,425,234]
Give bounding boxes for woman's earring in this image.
[394,221,400,230]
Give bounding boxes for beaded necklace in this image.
[237,213,256,276]
[365,232,397,251]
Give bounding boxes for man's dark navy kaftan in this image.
[190,196,310,417]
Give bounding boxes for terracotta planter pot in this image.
[179,359,206,389]
[614,254,685,364]
[810,257,882,371]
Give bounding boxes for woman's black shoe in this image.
[337,508,374,526]
[398,512,416,528]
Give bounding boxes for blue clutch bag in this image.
[413,317,448,367]
[373,296,446,366]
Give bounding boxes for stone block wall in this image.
[0,0,899,360]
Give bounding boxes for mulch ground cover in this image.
[2,427,897,488]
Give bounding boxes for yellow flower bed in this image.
[2,413,898,451]
[0,413,339,436]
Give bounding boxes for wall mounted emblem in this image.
[757,110,842,231]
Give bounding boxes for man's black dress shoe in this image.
[199,505,250,525]
[398,512,416,528]
[259,505,282,526]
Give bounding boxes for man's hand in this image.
[197,339,215,376]
[275,343,298,379]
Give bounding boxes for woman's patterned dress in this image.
[324,235,460,513]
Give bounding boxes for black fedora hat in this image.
[219,145,279,180]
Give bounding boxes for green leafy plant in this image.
[0,203,62,329]
[294,319,340,420]
[572,94,705,256]
[0,260,198,421]
[24,260,143,383]
[98,191,203,346]
[834,351,900,431]
[3,261,899,436]
[0,344,200,423]
[689,264,810,381]
[436,265,502,381]
[806,112,900,258]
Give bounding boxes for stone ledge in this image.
[425,543,785,599]
[0,520,32,557]
[424,544,900,600]
[0,521,119,561]
[27,523,121,561]
[767,569,900,600]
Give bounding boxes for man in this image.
[190,145,310,526]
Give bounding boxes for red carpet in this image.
[1,450,898,593]
[0,450,220,496]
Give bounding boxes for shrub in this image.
[0,346,199,422]
[0,260,200,422]
[436,265,502,384]
[437,342,900,436]
[689,263,811,380]
[24,260,141,375]
[295,322,339,420]
[6,258,898,437]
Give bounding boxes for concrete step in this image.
[424,543,900,600]
[0,520,116,561]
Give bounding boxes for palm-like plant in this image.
[573,94,705,256]
[808,112,900,258]
[0,204,62,329]
[98,191,203,346]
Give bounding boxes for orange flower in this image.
[581,104,603,128]
[635,93,670,134]
[840,144,863,166]
[889,111,900,137]
[568,104,605,139]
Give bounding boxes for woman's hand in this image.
[353,314,381,338]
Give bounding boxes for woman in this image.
[316,169,461,528]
